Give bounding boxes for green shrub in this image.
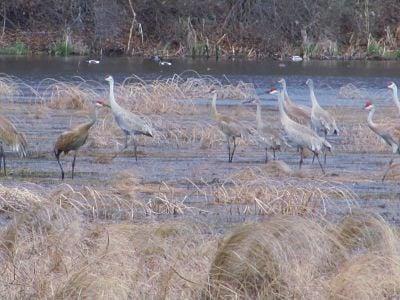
[50,40,74,56]
[0,42,29,55]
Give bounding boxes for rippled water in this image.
[1,56,399,108]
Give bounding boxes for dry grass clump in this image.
[206,213,400,299]
[212,170,355,216]
[0,74,22,100]
[337,83,365,99]
[339,123,390,153]
[117,73,256,115]
[39,79,97,110]
[111,170,141,199]
[206,216,344,299]
[50,184,149,219]
[0,204,216,299]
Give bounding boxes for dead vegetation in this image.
[206,213,400,299]
[211,168,356,216]
[0,192,397,300]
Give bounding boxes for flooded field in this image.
[1,57,400,298]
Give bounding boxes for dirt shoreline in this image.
[2,30,400,61]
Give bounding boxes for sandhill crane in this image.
[0,115,27,175]
[388,82,400,115]
[306,79,339,137]
[54,101,104,180]
[243,97,282,162]
[210,90,244,162]
[278,78,311,126]
[270,89,331,173]
[104,75,153,161]
[364,100,400,181]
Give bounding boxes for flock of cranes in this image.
[1,76,400,180]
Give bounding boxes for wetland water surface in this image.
[1,56,400,225]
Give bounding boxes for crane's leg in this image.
[55,151,65,180]
[273,148,276,160]
[265,148,268,163]
[132,137,138,161]
[324,150,327,165]
[123,134,129,150]
[111,133,130,160]
[314,152,325,174]
[382,158,394,182]
[71,151,77,179]
[0,144,5,175]
[226,137,231,162]
[230,137,237,163]
[311,153,315,164]
[299,148,304,169]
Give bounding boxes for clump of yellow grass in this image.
[206,212,400,299]
[38,78,98,110]
[212,168,356,216]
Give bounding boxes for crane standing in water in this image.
[306,79,339,138]
[54,101,104,180]
[244,97,282,162]
[364,100,400,181]
[104,75,153,161]
[270,88,331,174]
[278,78,311,126]
[210,90,244,162]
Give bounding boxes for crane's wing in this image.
[114,110,153,137]
[0,115,27,157]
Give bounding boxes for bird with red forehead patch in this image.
[364,100,373,110]
[364,98,400,181]
[96,99,111,108]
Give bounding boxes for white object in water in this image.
[87,59,100,64]
[291,56,303,62]
[159,61,172,66]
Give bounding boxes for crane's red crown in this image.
[96,100,111,108]
[364,100,373,108]
[268,87,278,94]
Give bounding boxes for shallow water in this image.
[1,56,399,108]
[1,56,400,225]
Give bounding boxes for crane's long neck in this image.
[256,102,263,130]
[278,91,291,126]
[210,94,219,119]
[391,85,400,115]
[108,79,122,112]
[281,81,293,105]
[367,106,377,130]
[309,85,320,108]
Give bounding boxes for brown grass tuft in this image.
[206,213,400,299]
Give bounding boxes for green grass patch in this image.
[50,40,74,56]
[0,42,29,55]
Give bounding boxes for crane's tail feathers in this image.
[14,133,27,158]
[333,129,339,135]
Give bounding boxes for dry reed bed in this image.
[211,168,356,216]
[0,189,399,299]
[0,193,217,298]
